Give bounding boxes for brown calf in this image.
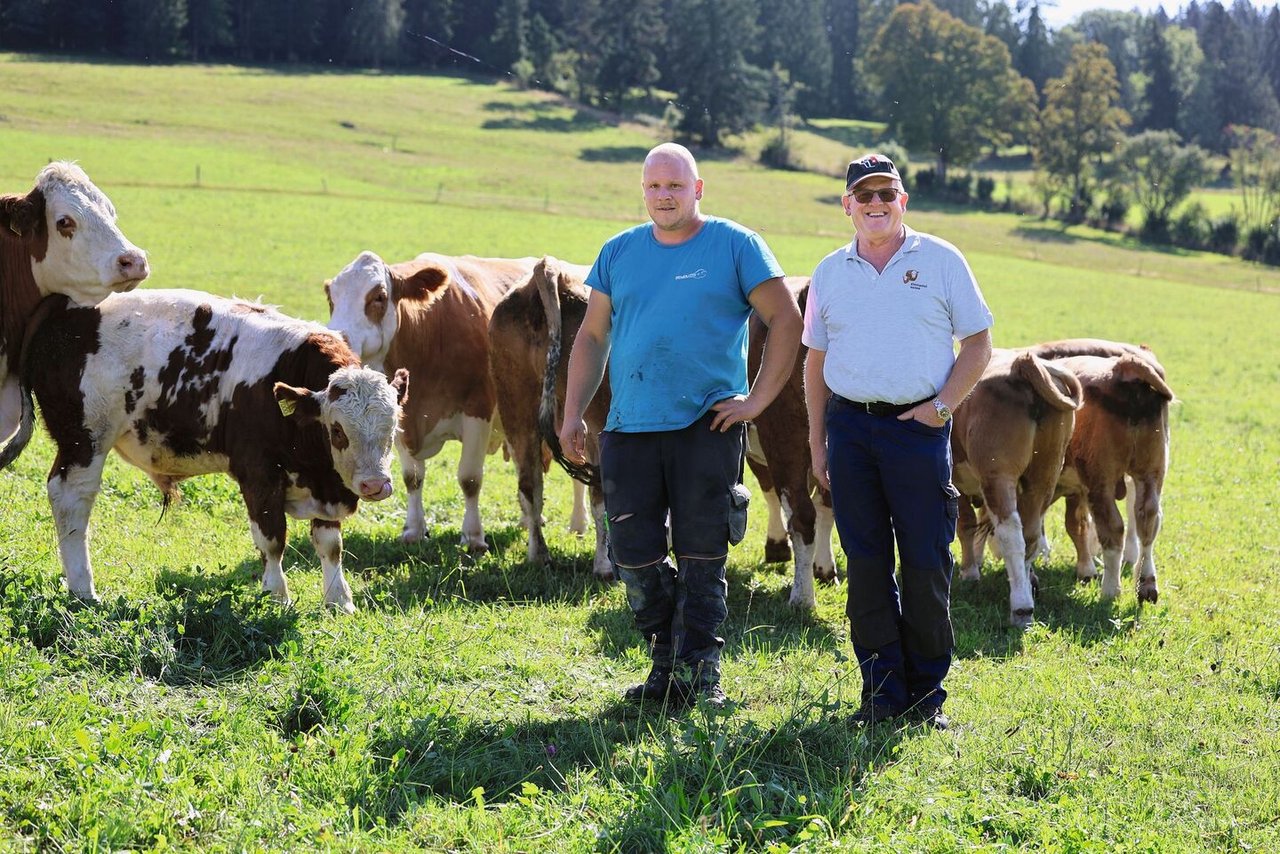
[952,349,1082,627]
[489,256,613,579]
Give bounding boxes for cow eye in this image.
[56,215,75,235]
[330,423,349,450]
[372,289,387,304]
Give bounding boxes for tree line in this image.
[2,0,1277,150]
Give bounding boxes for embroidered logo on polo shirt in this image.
[675,269,708,280]
[903,269,926,289]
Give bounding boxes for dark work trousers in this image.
[599,411,746,688]
[825,396,960,713]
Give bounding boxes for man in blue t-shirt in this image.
[559,143,801,708]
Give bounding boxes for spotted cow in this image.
[746,277,837,608]
[1,162,149,467]
[325,251,535,551]
[23,289,407,612]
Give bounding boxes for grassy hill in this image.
[2,56,1279,851]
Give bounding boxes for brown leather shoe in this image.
[623,667,687,703]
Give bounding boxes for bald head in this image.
[644,143,700,180]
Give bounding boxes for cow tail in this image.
[534,256,599,487]
[0,295,66,470]
[1116,354,1176,402]
[1014,351,1082,412]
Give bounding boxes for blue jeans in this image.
[599,412,746,687]
[826,397,959,712]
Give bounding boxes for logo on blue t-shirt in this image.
[674,268,709,281]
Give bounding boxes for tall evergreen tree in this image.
[345,0,404,68]
[595,0,665,110]
[1140,14,1179,132]
[1017,3,1052,98]
[123,0,187,60]
[400,0,458,68]
[188,0,233,61]
[824,0,861,117]
[664,0,769,146]
[489,0,527,73]
[753,0,831,118]
[1186,0,1280,150]
[1261,8,1280,107]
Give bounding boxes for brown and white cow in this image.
[23,289,407,612]
[1025,339,1166,573]
[489,256,612,579]
[1047,354,1174,604]
[1,162,149,466]
[325,251,535,551]
[951,349,1083,627]
[746,277,837,608]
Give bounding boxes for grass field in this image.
[3,56,1280,852]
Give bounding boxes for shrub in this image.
[976,175,996,205]
[1140,213,1171,244]
[1208,215,1239,255]
[946,173,972,203]
[1172,203,1210,250]
[914,168,937,197]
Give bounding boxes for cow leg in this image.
[957,497,982,582]
[590,489,613,581]
[1131,474,1162,604]
[1087,488,1126,601]
[569,479,589,536]
[813,487,837,584]
[456,416,492,553]
[1122,475,1141,568]
[1064,493,1098,583]
[311,520,355,614]
[242,481,291,605]
[984,478,1034,628]
[746,447,790,564]
[512,434,549,566]
[398,441,428,544]
[47,452,108,603]
[782,488,819,609]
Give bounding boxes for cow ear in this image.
[391,262,449,302]
[0,190,43,238]
[390,367,410,405]
[323,279,334,313]
[274,382,322,423]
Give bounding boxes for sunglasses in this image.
[848,187,903,204]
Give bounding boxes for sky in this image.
[1039,0,1181,29]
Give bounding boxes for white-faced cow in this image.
[489,256,612,579]
[325,251,534,551]
[23,289,407,613]
[746,277,837,609]
[951,349,1083,627]
[1,162,149,467]
[1045,353,1174,605]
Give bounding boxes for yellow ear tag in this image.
[278,398,297,417]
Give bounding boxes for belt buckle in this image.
[863,401,876,415]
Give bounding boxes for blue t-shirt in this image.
[587,216,784,432]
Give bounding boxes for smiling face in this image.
[642,147,704,244]
[843,175,908,250]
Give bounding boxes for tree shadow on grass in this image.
[482,110,609,133]
[579,145,653,163]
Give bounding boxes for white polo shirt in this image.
[803,225,993,404]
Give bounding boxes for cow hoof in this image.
[399,530,425,545]
[959,567,980,583]
[594,567,616,583]
[764,539,792,564]
[1010,608,1034,630]
[1137,579,1159,604]
[815,564,838,584]
[326,599,357,615]
[466,542,490,556]
[1076,572,1098,585]
[788,589,817,609]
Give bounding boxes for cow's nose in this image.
[359,478,393,501]
[117,250,150,280]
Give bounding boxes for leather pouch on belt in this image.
[728,483,751,545]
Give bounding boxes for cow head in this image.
[8,162,150,305]
[274,366,409,501]
[325,250,452,371]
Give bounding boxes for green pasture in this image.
[2,57,1280,851]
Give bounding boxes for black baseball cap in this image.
[846,154,901,190]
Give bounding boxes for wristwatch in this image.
[932,398,952,423]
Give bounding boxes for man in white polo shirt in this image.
[803,153,993,730]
